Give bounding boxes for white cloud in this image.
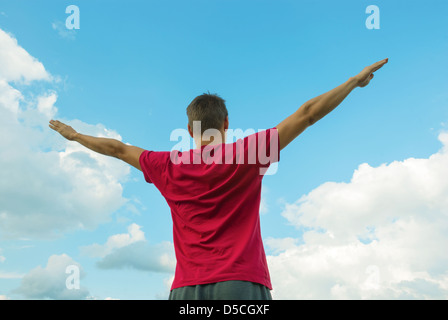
[0,27,131,239]
[268,132,448,299]
[0,79,22,114]
[82,224,175,274]
[13,254,89,300]
[96,241,175,273]
[37,91,58,119]
[0,29,51,83]
[82,223,145,258]
[0,108,130,238]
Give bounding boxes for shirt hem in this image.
[171,276,272,291]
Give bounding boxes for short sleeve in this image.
[243,128,280,175]
[258,127,280,166]
[139,150,170,184]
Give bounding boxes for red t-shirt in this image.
[139,128,280,290]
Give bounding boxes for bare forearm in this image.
[276,77,357,150]
[50,120,144,170]
[73,133,124,158]
[301,77,358,125]
[275,58,388,150]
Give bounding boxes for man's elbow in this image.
[306,112,317,126]
[111,140,126,159]
[299,103,318,127]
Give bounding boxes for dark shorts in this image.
[169,280,272,300]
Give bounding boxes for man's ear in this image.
[188,123,193,138]
[224,116,229,131]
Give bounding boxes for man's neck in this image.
[195,131,226,149]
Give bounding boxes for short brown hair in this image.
[186,92,228,134]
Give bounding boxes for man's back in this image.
[139,128,279,290]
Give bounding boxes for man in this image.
[49,58,388,299]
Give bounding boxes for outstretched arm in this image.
[49,120,144,171]
[276,58,389,150]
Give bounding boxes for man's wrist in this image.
[347,76,360,88]
[71,132,81,141]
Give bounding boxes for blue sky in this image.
[0,0,447,299]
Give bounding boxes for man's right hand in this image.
[354,58,389,88]
[49,120,79,141]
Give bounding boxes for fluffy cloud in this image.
[82,224,175,274]
[82,223,146,258]
[0,79,22,114]
[267,132,448,299]
[0,29,50,83]
[13,254,89,300]
[0,27,130,239]
[96,241,175,273]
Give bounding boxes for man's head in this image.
[186,92,229,146]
